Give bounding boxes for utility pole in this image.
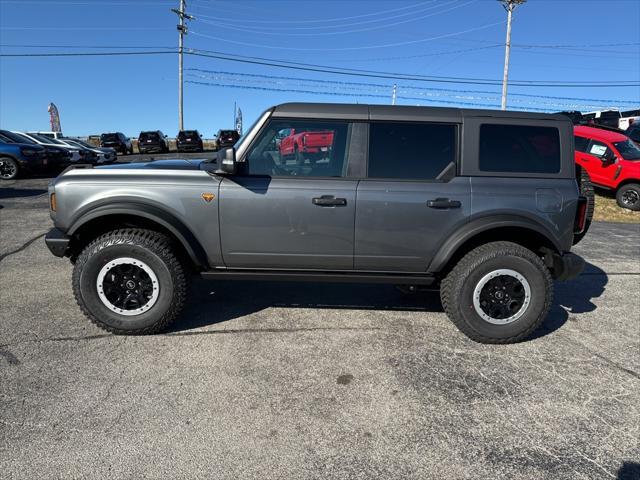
[391,84,397,105]
[499,0,526,110]
[172,0,193,130]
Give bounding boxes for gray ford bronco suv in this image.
[45,103,587,343]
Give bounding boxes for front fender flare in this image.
[68,202,209,268]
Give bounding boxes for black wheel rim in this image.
[0,160,17,179]
[621,190,639,207]
[478,275,526,319]
[96,258,159,315]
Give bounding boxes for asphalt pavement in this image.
[1,172,639,480]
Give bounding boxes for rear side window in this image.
[368,122,456,180]
[479,124,560,174]
[574,136,589,153]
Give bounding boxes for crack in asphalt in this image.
[0,232,47,264]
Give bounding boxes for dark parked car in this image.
[0,130,48,180]
[138,131,169,154]
[176,130,204,152]
[626,123,640,146]
[45,103,586,344]
[100,132,133,155]
[214,129,240,150]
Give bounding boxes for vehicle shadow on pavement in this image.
[170,280,443,333]
[531,261,608,340]
[171,262,608,339]
[0,186,48,199]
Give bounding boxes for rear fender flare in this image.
[427,214,562,273]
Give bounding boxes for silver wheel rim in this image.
[472,269,531,325]
[96,257,160,316]
[0,159,17,179]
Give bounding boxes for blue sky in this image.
[0,0,639,137]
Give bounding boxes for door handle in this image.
[312,195,347,207]
[427,198,461,209]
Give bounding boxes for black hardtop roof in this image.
[272,102,568,123]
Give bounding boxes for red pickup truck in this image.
[574,125,640,210]
[278,129,334,164]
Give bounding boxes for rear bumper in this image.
[45,228,70,257]
[550,251,585,281]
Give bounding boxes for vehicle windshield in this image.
[140,132,160,141]
[66,138,93,148]
[613,139,640,160]
[0,130,37,144]
[179,130,198,138]
[27,133,58,144]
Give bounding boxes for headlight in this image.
[20,147,40,157]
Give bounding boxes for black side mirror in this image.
[602,150,616,164]
[216,147,237,174]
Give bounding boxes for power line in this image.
[2,47,638,89]
[185,68,639,105]
[0,51,174,57]
[189,0,433,24]
[188,20,507,51]
[194,0,473,34]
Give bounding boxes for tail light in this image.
[574,196,588,234]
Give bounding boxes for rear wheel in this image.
[616,183,640,211]
[440,241,553,344]
[72,229,187,334]
[0,157,19,180]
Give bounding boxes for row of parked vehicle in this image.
[96,129,241,154]
[0,130,117,180]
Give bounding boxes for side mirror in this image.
[602,150,616,164]
[216,147,237,175]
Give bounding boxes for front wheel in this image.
[616,183,640,211]
[0,157,19,180]
[440,241,553,344]
[72,229,187,334]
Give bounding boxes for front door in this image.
[585,139,619,186]
[219,119,357,270]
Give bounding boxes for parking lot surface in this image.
[1,172,639,480]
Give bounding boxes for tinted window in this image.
[574,136,589,152]
[101,133,119,142]
[140,132,160,141]
[368,122,456,180]
[626,126,640,143]
[613,139,640,160]
[246,120,349,178]
[479,124,560,174]
[0,130,36,144]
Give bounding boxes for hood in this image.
[96,158,208,170]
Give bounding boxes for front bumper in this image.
[550,251,585,281]
[45,228,70,257]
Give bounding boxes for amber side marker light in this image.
[49,193,57,212]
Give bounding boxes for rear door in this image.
[219,118,359,270]
[355,119,471,272]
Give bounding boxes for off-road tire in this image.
[0,157,19,180]
[573,168,594,245]
[440,241,553,344]
[616,183,640,211]
[72,229,187,334]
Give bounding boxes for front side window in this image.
[479,124,560,174]
[368,122,456,180]
[246,120,350,178]
[613,139,640,160]
[587,140,612,158]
